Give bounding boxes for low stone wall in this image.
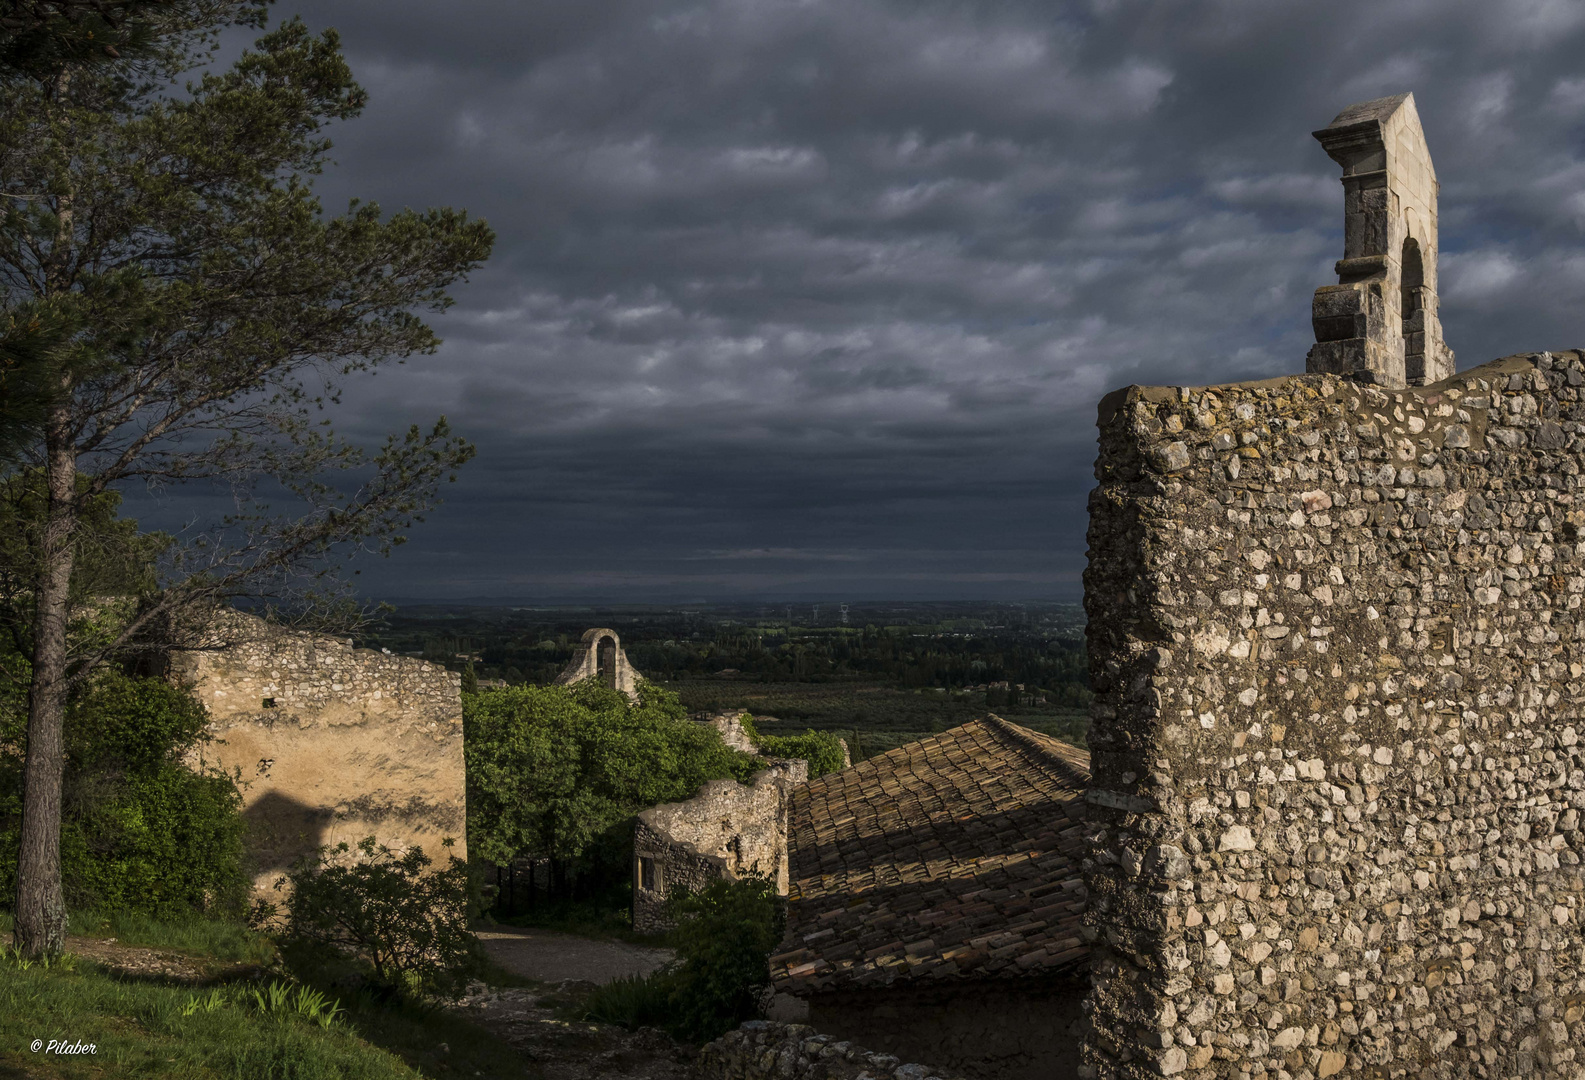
[697,1021,966,1080]
[805,979,1089,1080]
[1083,351,1585,1079]
[174,609,465,896]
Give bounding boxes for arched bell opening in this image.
[597,636,618,689]
[1401,237,1427,383]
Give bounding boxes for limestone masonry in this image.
[632,758,806,934]
[1082,350,1585,1079]
[554,627,643,701]
[1306,93,1454,389]
[175,609,465,895]
[697,1021,967,1080]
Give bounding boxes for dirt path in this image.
[62,935,265,985]
[474,928,673,986]
[454,982,694,1080]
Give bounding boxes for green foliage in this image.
[663,875,785,1041]
[581,971,673,1031]
[0,956,436,1079]
[0,904,535,1077]
[464,681,761,867]
[0,1,492,668]
[0,671,247,918]
[279,836,481,1000]
[59,907,275,965]
[0,474,170,668]
[175,980,344,1029]
[0,0,267,82]
[752,729,847,777]
[737,711,848,776]
[582,876,784,1043]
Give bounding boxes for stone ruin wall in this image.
[632,760,807,933]
[697,1020,968,1080]
[175,609,465,896]
[1082,351,1585,1080]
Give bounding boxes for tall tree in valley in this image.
[0,4,493,955]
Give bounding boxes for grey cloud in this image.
[133,0,1585,600]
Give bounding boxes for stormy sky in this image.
[197,0,1585,601]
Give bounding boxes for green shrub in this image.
[279,836,482,1000]
[584,876,784,1043]
[464,681,761,870]
[737,713,846,777]
[0,671,246,918]
[664,876,784,1041]
[581,971,674,1030]
[753,730,847,777]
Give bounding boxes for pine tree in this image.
[1,7,492,955]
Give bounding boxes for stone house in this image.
[768,715,1092,1080]
[175,608,465,897]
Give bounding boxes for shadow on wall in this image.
[806,979,1089,1080]
[242,790,334,878]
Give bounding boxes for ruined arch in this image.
[553,627,643,702]
[1305,92,1455,387]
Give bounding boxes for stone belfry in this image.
[1306,93,1454,388]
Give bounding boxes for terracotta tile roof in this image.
[770,715,1091,995]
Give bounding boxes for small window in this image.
[639,856,657,892]
[262,697,277,709]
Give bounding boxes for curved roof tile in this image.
[770,716,1091,995]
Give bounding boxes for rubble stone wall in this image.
[697,1021,967,1080]
[1082,351,1585,1080]
[175,609,465,895]
[805,980,1088,1080]
[632,760,807,933]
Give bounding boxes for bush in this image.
[664,876,785,1041]
[278,837,481,999]
[580,971,674,1030]
[736,714,847,778]
[753,730,847,777]
[583,876,784,1043]
[464,681,762,871]
[0,671,247,918]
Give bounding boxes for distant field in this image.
[666,678,1088,759]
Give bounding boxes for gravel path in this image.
[475,927,674,985]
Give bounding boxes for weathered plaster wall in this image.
[1082,351,1585,1080]
[632,760,806,933]
[805,980,1088,1080]
[176,609,465,895]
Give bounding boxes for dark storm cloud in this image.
[208,0,1585,599]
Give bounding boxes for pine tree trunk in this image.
[15,66,76,956]
[14,405,76,957]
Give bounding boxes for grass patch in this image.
[0,915,540,1079]
[581,972,672,1030]
[0,908,274,966]
[83,909,276,966]
[0,954,420,1079]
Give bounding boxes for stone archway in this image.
[1306,92,1455,387]
[553,628,643,702]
